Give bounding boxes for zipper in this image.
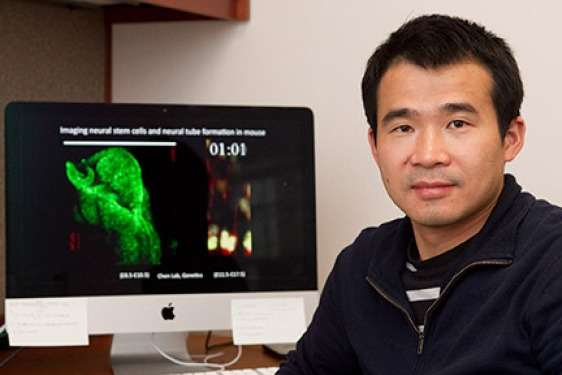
[366,259,512,356]
[366,276,424,350]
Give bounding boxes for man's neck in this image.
[412,211,492,261]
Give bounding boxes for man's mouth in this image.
[411,180,455,199]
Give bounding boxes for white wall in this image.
[112,0,562,290]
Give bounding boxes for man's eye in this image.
[393,125,412,133]
[449,120,467,129]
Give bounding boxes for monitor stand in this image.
[110,332,209,375]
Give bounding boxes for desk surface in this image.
[0,333,282,374]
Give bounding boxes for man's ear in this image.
[368,128,380,165]
[504,116,526,162]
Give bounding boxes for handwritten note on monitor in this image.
[231,297,306,345]
[5,298,89,347]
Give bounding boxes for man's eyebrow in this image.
[381,108,419,125]
[441,102,478,114]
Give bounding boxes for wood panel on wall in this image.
[0,0,106,315]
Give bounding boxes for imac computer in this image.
[4,102,318,374]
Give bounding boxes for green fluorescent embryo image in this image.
[65,147,161,265]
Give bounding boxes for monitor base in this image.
[110,332,209,375]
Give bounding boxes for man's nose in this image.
[409,129,451,167]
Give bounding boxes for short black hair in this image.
[362,14,523,142]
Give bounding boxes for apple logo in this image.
[161,303,175,320]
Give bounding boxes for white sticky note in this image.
[231,297,306,345]
[5,298,89,347]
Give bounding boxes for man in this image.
[278,14,562,374]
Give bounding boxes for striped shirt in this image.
[401,239,470,332]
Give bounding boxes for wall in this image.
[0,0,105,314]
[111,0,562,290]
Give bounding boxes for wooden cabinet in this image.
[104,0,250,23]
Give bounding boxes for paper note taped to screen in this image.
[5,297,89,347]
[231,297,306,345]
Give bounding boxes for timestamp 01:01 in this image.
[208,142,247,157]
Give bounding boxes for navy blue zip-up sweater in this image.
[279,174,562,374]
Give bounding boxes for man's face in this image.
[369,60,524,234]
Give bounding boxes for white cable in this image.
[151,332,243,371]
[204,344,244,368]
[0,324,5,334]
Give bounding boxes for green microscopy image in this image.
[65,147,161,265]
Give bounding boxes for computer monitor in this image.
[4,102,318,374]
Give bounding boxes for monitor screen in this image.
[4,102,318,351]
